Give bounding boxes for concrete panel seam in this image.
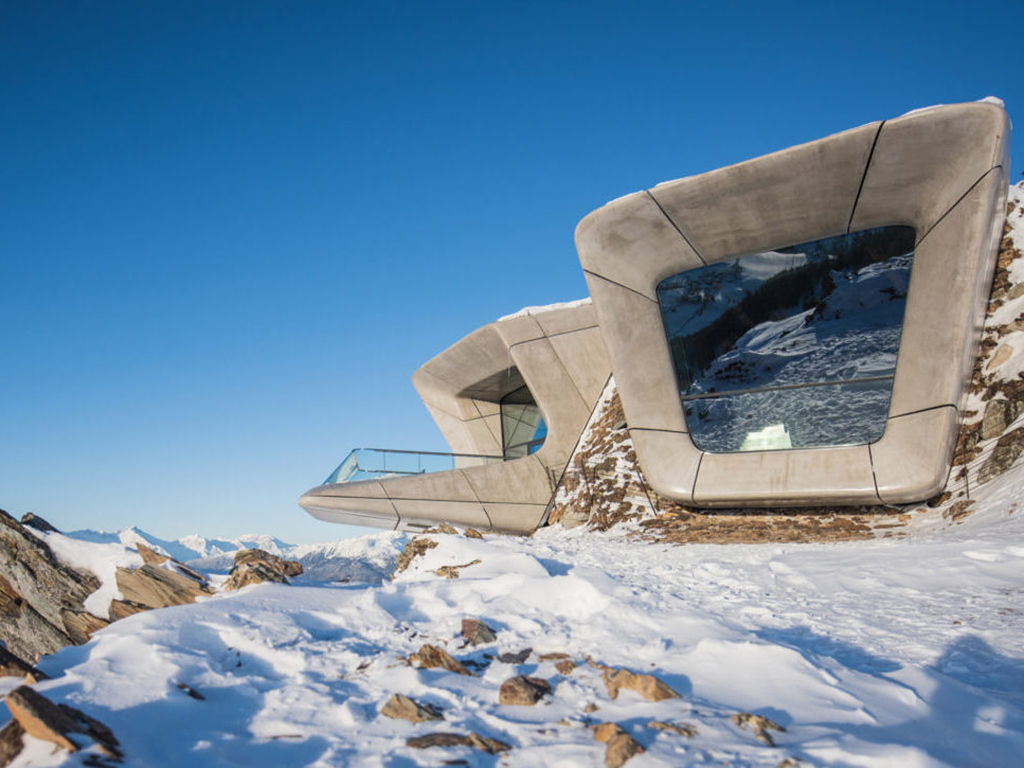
[510,335,590,414]
[582,270,661,305]
[627,426,689,436]
[690,451,705,504]
[846,120,885,233]
[915,165,1004,249]
[644,189,708,265]
[887,403,960,421]
[457,468,494,530]
[506,324,601,356]
[865,443,883,503]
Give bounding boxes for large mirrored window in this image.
[657,226,915,452]
[500,385,547,459]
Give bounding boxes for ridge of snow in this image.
[497,297,591,321]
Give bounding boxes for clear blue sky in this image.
[2,1,1021,543]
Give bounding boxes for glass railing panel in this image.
[323,448,504,485]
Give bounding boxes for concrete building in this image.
[300,101,1010,533]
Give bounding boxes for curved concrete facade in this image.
[576,102,1010,507]
[299,302,610,533]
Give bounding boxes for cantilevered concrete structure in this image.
[300,101,1010,532]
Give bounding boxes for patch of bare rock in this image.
[380,693,443,723]
[0,647,46,683]
[2,685,121,765]
[406,731,511,754]
[223,548,303,590]
[589,659,681,701]
[498,675,551,705]
[592,722,645,767]
[732,711,786,746]
[409,643,473,676]
[460,618,497,646]
[432,559,481,579]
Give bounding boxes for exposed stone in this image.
[393,538,438,576]
[981,399,1023,440]
[498,675,551,705]
[116,564,212,609]
[648,720,697,737]
[498,648,531,664]
[732,712,786,746]
[987,343,1014,370]
[590,661,680,702]
[0,509,101,661]
[108,600,150,620]
[592,722,645,767]
[537,652,570,661]
[463,528,483,539]
[555,659,576,675]
[406,732,511,754]
[461,618,497,646]
[223,549,302,591]
[433,560,481,579]
[979,426,1024,484]
[424,522,460,535]
[0,647,44,680]
[0,720,25,767]
[175,682,205,700]
[4,686,122,758]
[136,543,169,565]
[61,609,111,645]
[380,693,443,723]
[409,644,473,676]
[944,500,976,521]
[19,514,58,534]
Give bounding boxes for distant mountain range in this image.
[66,526,293,563]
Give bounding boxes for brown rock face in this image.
[393,538,438,576]
[979,426,1024,485]
[732,712,785,746]
[136,543,170,565]
[592,662,680,702]
[223,549,302,591]
[4,686,121,758]
[0,509,101,661]
[648,720,697,737]
[592,722,645,767]
[379,693,443,723]
[433,559,481,579]
[409,644,473,676]
[0,720,26,766]
[406,732,511,754]
[60,608,111,645]
[116,564,212,609]
[461,618,497,646]
[498,675,551,705]
[0,647,43,680]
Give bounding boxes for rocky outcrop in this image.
[115,564,212,609]
[406,731,511,754]
[409,644,473,676]
[223,548,302,591]
[589,661,680,702]
[18,514,58,534]
[0,647,45,682]
[498,675,551,705]
[461,618,497,646]
[3,686,121,760]
[379,693,443,723]
[393,537,438,575]
[0,509,101,662]
[592,722,645,767]
[432,559,481,578]
[732,712,785,746]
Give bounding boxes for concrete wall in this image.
[576,102,1010,507]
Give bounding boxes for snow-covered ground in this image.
[5,457,1024,766]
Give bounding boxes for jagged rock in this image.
[60,609,111,645]
[979,426,1024,484]
[537,652,570,661]
[393,538,438,576]
[116,564,212,609]
[409,644,473,676]
[590,661,680,702]
[223,549,302,591]
[424,522,459,535]
[136,543,169,565]
[0,647,44,680]
[648,720,697,737]
[4,686,121,758]
[406,732,511,754]
[380,693,443,722]
[463,528,483,539]
[19,514,58,534]
[498,648,531,664]
[433,559,481,579]
[0,720,26,767]
[0,509,100,661]
[592,722,645,767]
[108,599,150,620]
[498,675,551,705]
[981,399,1023,440]
[732,712,786,746]
[461,618,497,646]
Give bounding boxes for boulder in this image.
[115,564,212,610]
[648,720,697,737]
[981,399,1023,440]
[590,661,680,702]
[592,722,645,767]
[460,618,497,646]
[498,675,551,705]
[223,549,302,591]
[731,712,785,746]
[0,509,101,661]
[3,686,121,759]
[497,648,531,664]
[60,608,111,645]
[379,694,443,723]
[18,514,58,534]
[409,644,473,676]
[393,538,438,576]
[406,732,511,754]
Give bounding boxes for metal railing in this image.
[324,447,504,485]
